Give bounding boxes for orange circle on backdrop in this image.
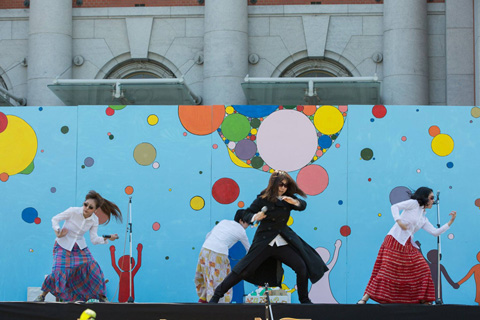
[302,105,317,116]
[428,125,441,137]
[0,172,9,182]
[178,105,225,135]
[238,201,245,208]
[125,186,134,195]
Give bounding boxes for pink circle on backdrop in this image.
[152,222,160,231]
[257,110,317,172]
[296,165,329,195]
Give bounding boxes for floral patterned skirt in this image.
[194,247,232,303]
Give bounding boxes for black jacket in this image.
[232,194,328,287]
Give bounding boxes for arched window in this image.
[280,58,352,78]
[105,59,176,79]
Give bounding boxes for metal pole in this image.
[127,197,134,303]
[435,197,442,305]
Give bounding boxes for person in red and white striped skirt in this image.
[358,187,457,304]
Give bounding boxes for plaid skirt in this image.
[365,235,435,304]
[41,242,106,302]
[194,248,232,303]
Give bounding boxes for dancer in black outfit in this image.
[209,170,328,304]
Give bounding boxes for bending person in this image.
[34,190,122,302]
[358,187,456,304]
[209,170,328,304]
[194,209,250,303]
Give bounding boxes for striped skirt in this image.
[194,247,232,303]
[365,235,435,304]
[41,242,106,302]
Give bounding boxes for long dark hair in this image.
[260,170,306,203]
[411,187,433,207]
[85,190,123,224]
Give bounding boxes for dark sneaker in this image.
[33,295,45,302]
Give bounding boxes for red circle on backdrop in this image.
[212,178,240,204]
[0,112,8,133]
[372,105,387,118]
[340,225,351,237]
[105,107,115,116]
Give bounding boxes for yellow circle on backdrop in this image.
[471,107,480,118]
[313,105,344,135]
[431,133,454,156]
[0,115,37,175]
[190,196,205,211]
[147,114,159,125]
[226,106,235,114]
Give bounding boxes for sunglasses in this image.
[278,182,288,188]
[429,196,435,200]
[83,202,95,210]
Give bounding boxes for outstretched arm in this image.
[328,239,342,269]
[109,245,121,276]
[440,265,459,288]
[458,267,476,285]
[132,243,143,274]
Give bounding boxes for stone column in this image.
[445,0,474,106]
[476,0,480,106]
[383,0,428,105]
[203,0,248,105]
[27,0,72,106]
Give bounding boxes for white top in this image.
[51,206,108,251]
[202,220,250,255]
[388,199,450,248]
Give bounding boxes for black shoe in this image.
[300,298,313,304]
[208,295,220,303]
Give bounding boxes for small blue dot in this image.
[416,109,419,112]
[39,107,43,111]
[225,139,230,144]
[370,118,375,122]
[338,200,343,205]
[446,162,454,168]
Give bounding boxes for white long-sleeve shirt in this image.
[388,199,450,248]
[202,220,250,255]
[51,207,107,251]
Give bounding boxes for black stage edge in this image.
[1,302,480,320]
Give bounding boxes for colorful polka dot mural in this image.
[214,105,347,172]
[0,113,37,181]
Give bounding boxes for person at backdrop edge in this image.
[194,209,251,303]
[34,190,122,302]
[209,170,328,304]
[358,187,457,304]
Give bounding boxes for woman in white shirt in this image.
[34,190,122,302]
[194,209,250,303]
[358,187,456,304]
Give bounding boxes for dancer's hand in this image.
[281,196,300,207]
[396,220,408,230]
[109,234,119,241]
[448,211,457,226]
[254,211,267,222]
[56,228,68,238]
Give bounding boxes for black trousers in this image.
[213,244,311,303]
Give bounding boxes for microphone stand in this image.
[264,283,274,320]
[127,197,134,303]
[435,195,442,305]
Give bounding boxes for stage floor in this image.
[1,302,479,320]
